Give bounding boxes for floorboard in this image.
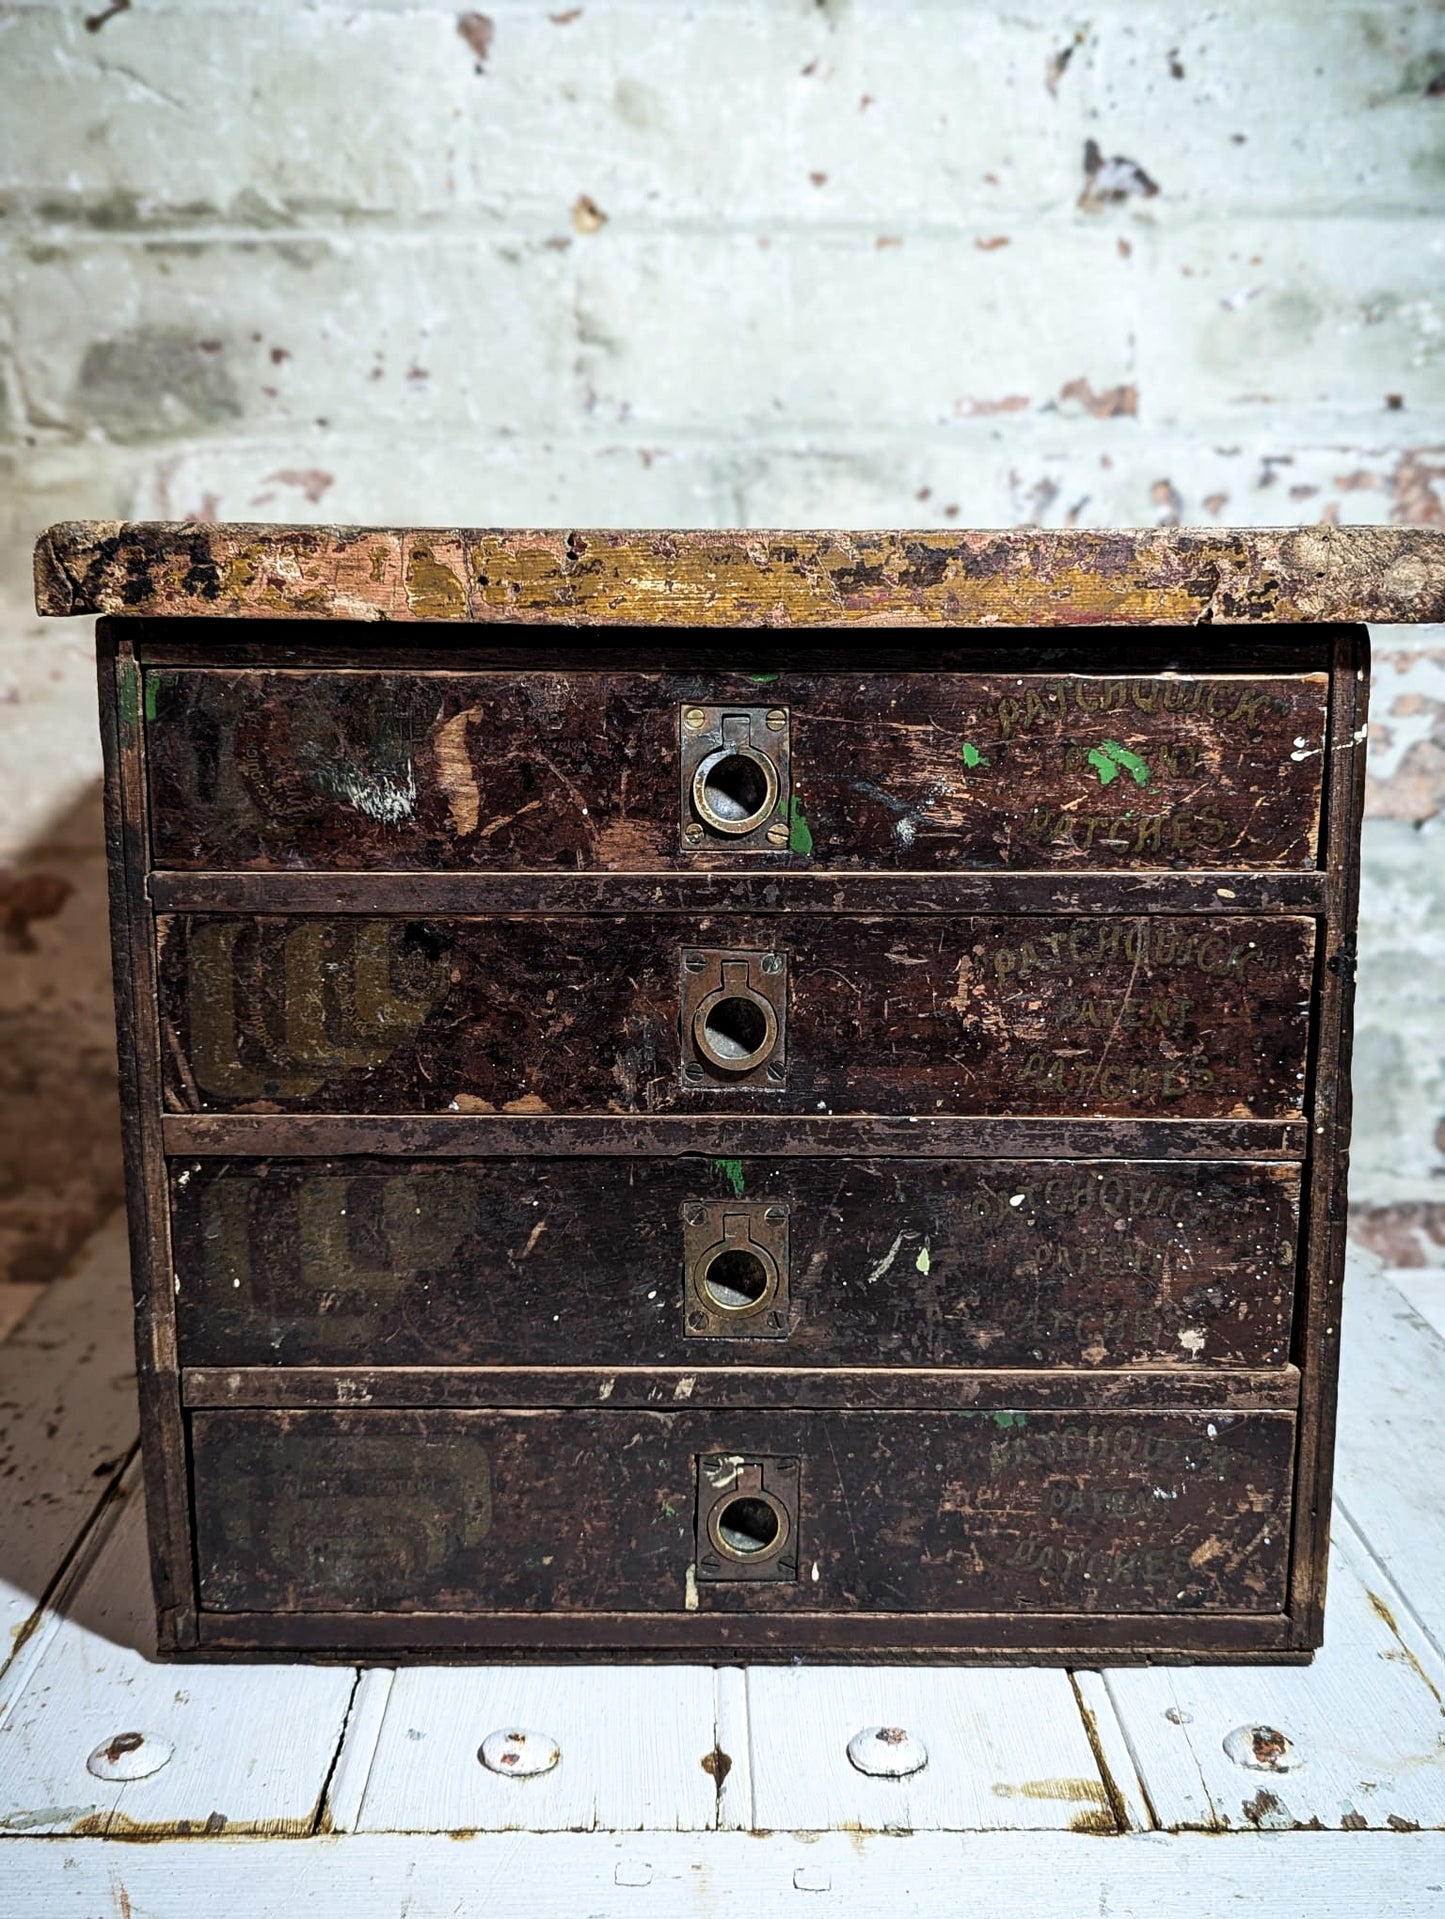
[7,1830,1445,1918]
[0,1215,137,1690]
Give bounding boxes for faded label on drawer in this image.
[190,1409,1293,1615]
[146,668,1327,871]
[172,1157,1299,1370]
[157,913,1315,1119]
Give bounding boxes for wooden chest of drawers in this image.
[36,521,1444,1662]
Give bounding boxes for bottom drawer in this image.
[190,1407,1294,1618]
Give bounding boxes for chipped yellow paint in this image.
[33,522,1445,626]
[405,542,467,619]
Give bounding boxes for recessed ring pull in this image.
[682,1200,790,1340]
[679,706,792,852]
[691,745,780,837]
[693,975,778,1073]
[680,950,788,1090]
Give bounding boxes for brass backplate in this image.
[679,948,788,1091]
[682,1200,791,1340]
[679,705,792,853]
[695,1455,801,1583]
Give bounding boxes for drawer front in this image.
[190,1407,1294,1615]
[157,913,1315,1118]
[145,668,1327,872]
[172,1157,1299,1370]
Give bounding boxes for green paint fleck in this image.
[1104,739,1150,788]
[661,1501,678,1519]
[992,1410,1027,1429]
[915,1245,931,1275]
[747,671,780,684]
[713,1157,745,1198]
[143,675,159,723]
[787,796,814,856]
[1088,740,1150,789]
[961,741,989,770]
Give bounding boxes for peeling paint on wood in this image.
[33,522,1445,626]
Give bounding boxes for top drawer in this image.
[144,667,1327,872]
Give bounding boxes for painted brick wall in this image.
[1,1,1442,1282]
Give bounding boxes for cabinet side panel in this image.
[97,620,196,1651]
[1288,624,1370,1645]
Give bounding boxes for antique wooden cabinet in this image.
[36,522,1445,1663]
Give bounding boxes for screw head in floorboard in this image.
[86,1732,174,1782]
[846,1725,929,1778]
[1223,1724,1302,1772]
[478,1729,561,1778]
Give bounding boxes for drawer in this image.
[144,667,1327,872]
[156,913,1315,1119]
[189,1407,1295,1616]
[171,1157,1300,1370]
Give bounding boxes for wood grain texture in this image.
[1287,627,1370,1644]
[179,1367,1301,1415]
[147,870,1332,917]
[154,913,1316,1120]
[1334,1252,1445,1660]
[159,1113,1310,1160]
[189,1408,1295,1618]
[33,523,1445,626]
[1105,1513,1445,1833]
[20,1832,1445,1917]
[352,1667,721,1833]
[143,667,1326,872]
[189,1607,1304,1660]
[0,1214,136,1686]
[168,1156,1300,1372]
[0,1461,355,1839]
[97,632,197,1654]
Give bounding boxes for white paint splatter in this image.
[322,763,418,824]
[866,1232,905,1283]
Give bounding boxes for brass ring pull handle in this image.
[692,972,779,1074]
[691,745,780,837]
[707,1485,791,1564]
[696,1214,780,1318]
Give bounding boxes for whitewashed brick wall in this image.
[0,1,1442,1275]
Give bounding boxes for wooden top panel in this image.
[34,521,1445,627]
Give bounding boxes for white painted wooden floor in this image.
[2,1220,1444,1916]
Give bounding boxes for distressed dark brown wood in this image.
[181,1365,1301,1414]
[160,1113,1311,1160]
[148,869,1332,916]
[169,1156,1300,1371]
[123,622,1337,674]
[96,632,197,1655]
[34,522,1445,626]
[155,913,1316,1120]
[1288,625,1371,1641]
[190,1408,1295,1616]
[142,667,1327,871]
[190,1610,1311,1662]
[52,520,1390,1664]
